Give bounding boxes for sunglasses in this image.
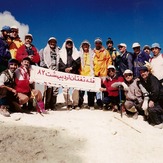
[11,30,18,33]
[124,73,133,77]
[118,46,123,49]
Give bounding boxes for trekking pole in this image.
[118,85,123,118]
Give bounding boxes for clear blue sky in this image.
[1,0,163,52]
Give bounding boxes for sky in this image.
[1,0,163,52]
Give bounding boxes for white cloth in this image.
[59,39,80,64]
[150,53,163,80]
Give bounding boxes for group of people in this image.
[1,25,163,129]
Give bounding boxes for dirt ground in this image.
[0,94,163,163]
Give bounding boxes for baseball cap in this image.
[123,69,133,75]
[132,42,140,48]
[11,26,18,30]
[8,59,19,65]
[1,26,10,32]
[107,65,116,69]
[94,38,102,43]
[25,34,33,39]
[143,45,151,50]
[118,43,127,48]
[139,66,148,71]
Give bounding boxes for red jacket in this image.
[103,76,124,97]
[16,44,40,64]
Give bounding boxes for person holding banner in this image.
[59,38,81,110]
[79,40,95,110]
[39,37,60,110]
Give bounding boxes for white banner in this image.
[30,66,101,92]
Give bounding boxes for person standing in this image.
[93,38,112,108]
[79,40,95,110]
[0,26,11,73]
[40,37,60,110]
[143,45,151,57]
[106,37,120,66]
[132,42,150,77]
[149,43,163,84]
[8,26,23,59]
[115,43,133,76]
[59,38,81,110]
[16,34,40,65]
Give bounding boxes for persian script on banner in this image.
[30,66,101,92]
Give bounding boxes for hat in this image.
[143,45,151,50]
[11,25,18,30]
[107,65,116,69]
[8,59,19,65]
[22,57,31,63]
[139,66,148,71]
[132,42,140,48]
[94,38,102,43]
[123,69,133,75]
[25,34,33,39]
[48,37,57,43]
[151,43,161,50]
[106,38,113,45]
[1,26,10,32]
[118,43,127,48]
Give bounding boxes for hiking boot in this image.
[67,105,72,110]
[89,106,95,110]
[0,105,10,117]
[112,105,118,112]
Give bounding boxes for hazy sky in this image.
[1,0,163,52]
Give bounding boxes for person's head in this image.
[94,38,102,50]
[48,37,57,49]
[8,59,18,73]
[21,57,31,69]
[81,40,90,53]
[132,42,141,55]
[143,45,151,55]
[107,65,116,77]
[118,43,127,53]
[65,38,73,49]
[106,38,113,49]
[10,26,19,38]
[151,43,161,57]
[1,26,10,39]
[139,66,149,80]
[24,34,33,44]
[123,69,133,82]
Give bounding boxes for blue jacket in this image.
[0,37,11,68]
[133,51,150,77]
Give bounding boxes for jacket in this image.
[16,44,40,64]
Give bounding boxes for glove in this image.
[141,96,149,116]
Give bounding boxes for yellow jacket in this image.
[93,47,112,77]
[80,52,93,76]
[8,37,23,58]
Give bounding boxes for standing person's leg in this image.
[78,90,85,108]
[72,89,79,109]
[63,87,72,108]
[88,91,95,109]
[45,87,53,110]
[51,87,59,110]
[96,92,103,109]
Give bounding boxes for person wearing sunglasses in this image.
[8,26,23,59]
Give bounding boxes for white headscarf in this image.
[59,38,80,64]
